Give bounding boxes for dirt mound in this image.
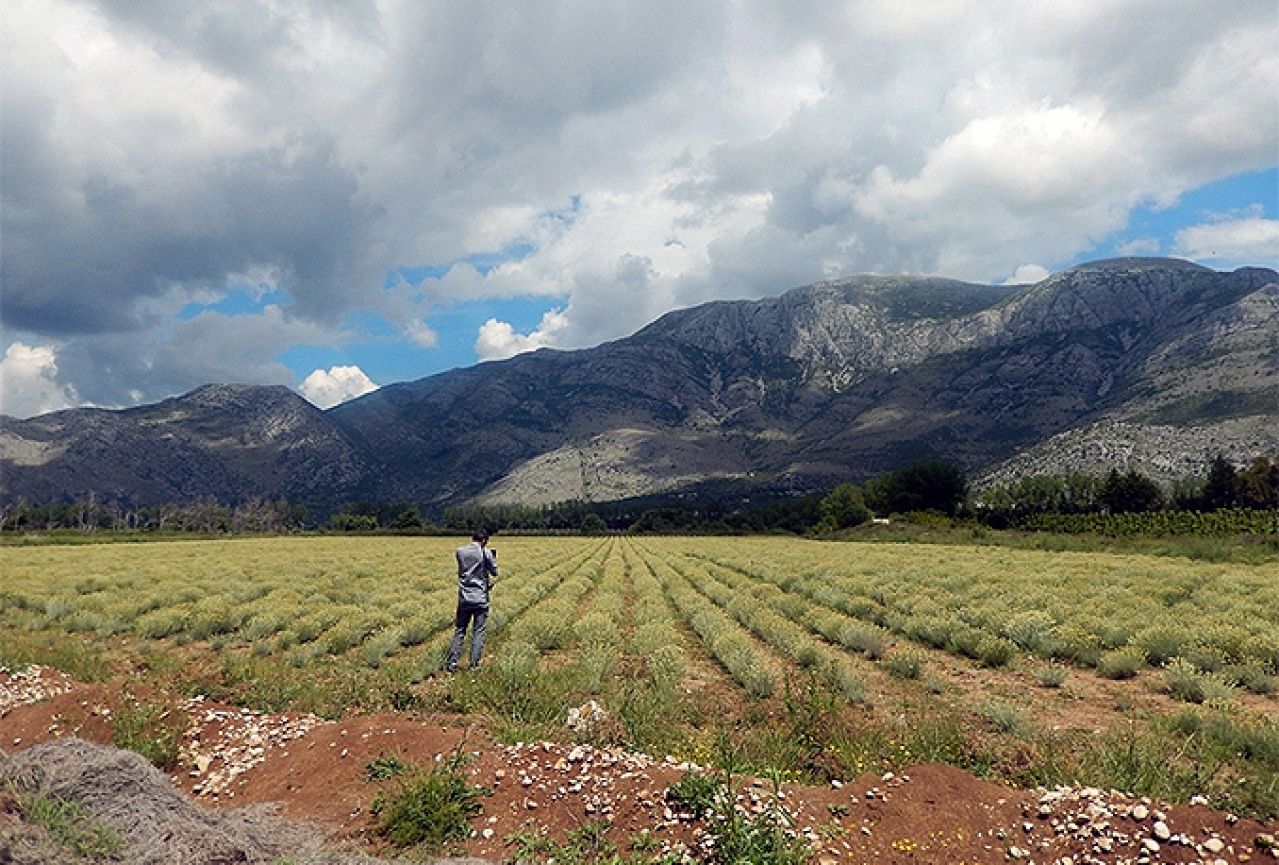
[2,667,1276,864]
[0,737,402,865]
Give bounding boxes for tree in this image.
[1201,453,1239,510]
[579,513,608,535]
[1100,469,1165,514]
[1238,456,1279,509]
[864,459,968,516]
[819,483,872,530]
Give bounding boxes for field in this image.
[2,534,1278,858]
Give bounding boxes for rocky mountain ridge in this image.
[2,258,1275,514]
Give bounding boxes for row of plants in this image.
[691,537,1279,682]
[1019,508,1279,536]
[639,545,781,698]
[657,552,868,702]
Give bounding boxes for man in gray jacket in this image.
[446,528,498,673]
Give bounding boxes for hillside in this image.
[2,258,1276,513]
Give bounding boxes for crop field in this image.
[2,535,1277,817]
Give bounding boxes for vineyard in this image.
[2,535,1278,819]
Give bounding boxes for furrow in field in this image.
[661,551,868,702]
[632,541,785,698]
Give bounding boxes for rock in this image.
[1142,838,1160,853]
[1153,820,1171,841]
[1131,803,1149,820]
[1204,837,1225,854]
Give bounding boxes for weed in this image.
[1097,647,1145,680]
[371,751,485,852]
[110,693,186,770]
[666,770,722,818]
[19,792,124,858]
[980,700,1029,736]
[1032,663,1069,688]
[365,754,409,781]
[881,647,926,679]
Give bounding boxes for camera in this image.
[490,548,497,560]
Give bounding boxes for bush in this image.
[975,636,1016,668]
[1033,664,1069,688]
[881,648,926,680]
[1097,647,1145,680]
[1134,627,1187,666]
[372,755,485,851]
[1164,658,1238,704]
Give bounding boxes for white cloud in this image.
[406,320,439,348]
[1174,216,1279,264]
[1115,236,1162,256]
[0,342,79,418]
[475,309,570,361]
[298,365,378,409]
[1006,264,1050,284]
[3,1,1278,405]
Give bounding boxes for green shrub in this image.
[1224,662,1277,695]
[1097,647,1146,680]
[980,700,1028,736]
[1033,663,1070,688]
[839,622,891,659]
[975,636,1016,668]
[881,647,926,680]
[1163,658,1239,704]
[1135,626,1187,666]
[371,755,484,851]
[1242,633,1279,673]
[1183,644,1228,673]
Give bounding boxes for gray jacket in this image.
[456,541,497,607]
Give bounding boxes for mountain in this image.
[3,258,1276,513]
[0,384,373,510]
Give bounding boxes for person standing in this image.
[446,529,497,673]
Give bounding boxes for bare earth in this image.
[2,666,1276,865]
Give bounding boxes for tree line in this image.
[3,453,1275,537]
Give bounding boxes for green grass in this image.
[109,692,187,770]
[17,792,125,858]
[370,752,486,852]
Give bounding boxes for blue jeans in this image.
[446,603,488,671]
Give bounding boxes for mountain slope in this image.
[0,385,373,508]
[3,258,1276,512]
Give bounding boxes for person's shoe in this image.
[445,665,458,674]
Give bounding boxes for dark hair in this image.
[471,528,490,543]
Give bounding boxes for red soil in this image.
[2,671,1275,864]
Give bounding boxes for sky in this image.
[1,0,1277,418]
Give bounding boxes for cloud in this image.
[406,320,439,348]
[1006,264,1050,285]
[0,342,79,418]
[1115,236,1162,256]
[1174,216,1279,264]
[475,309,570,361]
[3,0,1277,406]
[298,365,379,410]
